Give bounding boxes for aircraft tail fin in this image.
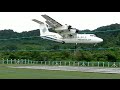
[32,19,49,36]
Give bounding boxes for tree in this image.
[2,45,18,51]
[105,51,117,62]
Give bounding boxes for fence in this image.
[0,59,120,68]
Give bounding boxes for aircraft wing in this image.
[41,14,63,28]
[41,14,78,37]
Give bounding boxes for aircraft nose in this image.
[99,38,103,42]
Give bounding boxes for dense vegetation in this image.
[0,23,120,62]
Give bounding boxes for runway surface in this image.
[9,66,120,74]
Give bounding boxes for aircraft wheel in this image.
[62,41,65,44]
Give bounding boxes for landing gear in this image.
[62,41,65,44]
[94,43,97,46]
[74,43,78,55]
[75,43,77,49]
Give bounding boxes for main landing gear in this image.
[74,43,78,55]
[62,41,65,44]
[75,43,77,49]
[94,43,97,46]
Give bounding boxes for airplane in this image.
[32,15,103,46]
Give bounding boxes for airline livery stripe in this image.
[41,36,58,41]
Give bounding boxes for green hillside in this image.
[0,23,120,61]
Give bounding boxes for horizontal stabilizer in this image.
[32,19,44,24]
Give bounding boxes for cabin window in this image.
[90,35,96,37]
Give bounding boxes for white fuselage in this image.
[62,34,103,44]
[40,32,103,44]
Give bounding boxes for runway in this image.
[9,66,120,74]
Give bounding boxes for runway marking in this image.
[8,66,120,74]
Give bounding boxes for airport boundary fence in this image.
[0,59,120,68]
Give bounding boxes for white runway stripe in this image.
[8,66,120,74]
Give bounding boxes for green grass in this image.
[0,64,120,79]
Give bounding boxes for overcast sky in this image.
[0,12,120,32]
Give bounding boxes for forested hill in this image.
[95,23,120,31]
[0,23,120,51]
[94,23,120,48]
[0,23,120,61]
[80,23,120,48]
[0,29,40,39]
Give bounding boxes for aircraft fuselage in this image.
[41,33,103,44]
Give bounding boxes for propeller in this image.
[68,25,72,29]
[67,25,80,33]
[75,29,80,33]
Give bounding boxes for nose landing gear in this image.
[75,43,77,49]
[62,41,65,44]
[94,43,97,46]
[74,43,78,55]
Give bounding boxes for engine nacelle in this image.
[70,29,77,33]
[55,25,79,34]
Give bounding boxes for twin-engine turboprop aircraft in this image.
[32,14,103,45]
